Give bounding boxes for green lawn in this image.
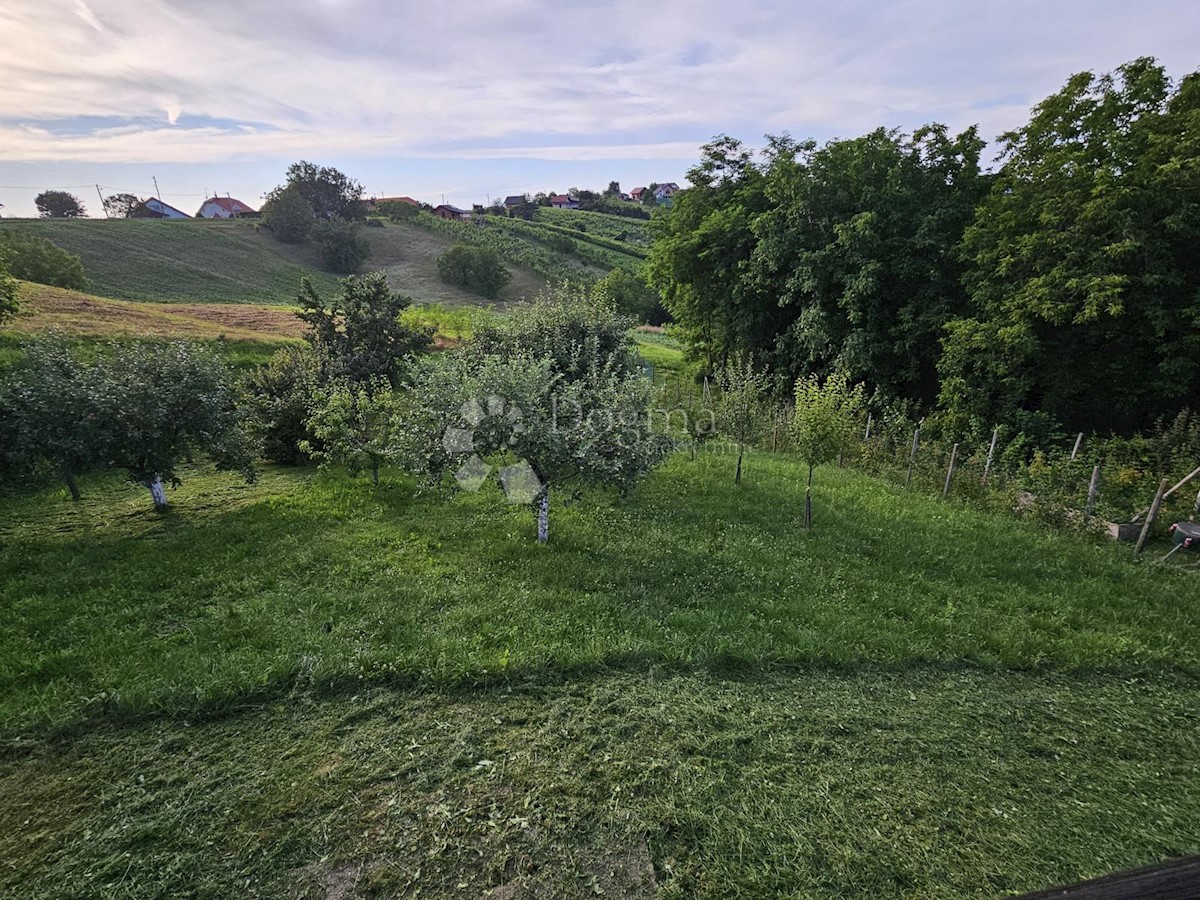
[2,452,1198,897]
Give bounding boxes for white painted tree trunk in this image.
[147,475,168,510]
[537,489,550,543]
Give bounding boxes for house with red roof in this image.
[550,194,580,209]
[196,196,258,219]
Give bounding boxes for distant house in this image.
[550,194,579,209]
[363,196,420,212]
[653,183,680,201]
[432,204,471,221]
[196,196,258,219]
[502,195,526,209]
[131,197,190,219]
[629,187,647,202]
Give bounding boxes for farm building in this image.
[653,183,680,201]
[502,195,526,209]
[432,204,471,221]
[629,187,646,202]
[196,196,258,219]
[130,197,190,219]
[550,194,580,209]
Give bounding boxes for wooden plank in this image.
[1135,477,1171,555]
[1010,855,1200,899]
[1132,464,1200,522]
[983,427,999,485]
[943,442,959,500]
[1085,465,1101,518]
[1070,432,1084,461]
[906,426,920,487]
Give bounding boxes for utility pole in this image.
[96,184,109,218]
[153,176,161,200]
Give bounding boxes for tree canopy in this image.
[34,191,86,218]
[648,58,1200,440]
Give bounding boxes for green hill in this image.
[0,218,550,307]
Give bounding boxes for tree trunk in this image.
[804,463,814,530]
[371,463,379,486]
[146,475,168,510]
[62,465,81,502]
[537,488,550,543]
[735,446,743,485]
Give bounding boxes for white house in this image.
[196,196,258,219]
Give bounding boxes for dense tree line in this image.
[649,58,1200,440]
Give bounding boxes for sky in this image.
[0,0,1196,218]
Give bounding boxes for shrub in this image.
[241,345,324,465]
[260,185,314,243]
[0,230,87,290]
[0,250,17,322]
[436,244,511,299]
[312,217,371,274]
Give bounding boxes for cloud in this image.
[0,0,1196,165]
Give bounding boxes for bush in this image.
[312,217,371,274]
[436,244,511,299]
[595,268,668,325]
[260,185,314,243]
[0,251,17,322]
[377,200,420,222]
[241,345,324,465]
[0,230,87,290]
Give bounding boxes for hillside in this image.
[3,281,305,343]
[0,218,549,307]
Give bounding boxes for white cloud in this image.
[0,0,1196,164]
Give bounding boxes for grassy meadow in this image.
[2,448,1199,896]
[0,217,549,307]
[1,273,1198,896]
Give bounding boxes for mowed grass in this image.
[3,453,1200,897]
[0,217,548,307]
[2,452,1197,738]
[3,282,306,343]
[3,671,1197,899]
[0,218,341,304]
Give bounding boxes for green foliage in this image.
[270,160,365,222]
[405,288,670,540]
[535,207,651,244]
[377,199,421,221]
[435,243,512,299]
[0,337,255,503]
[99,341,258,500]
[0,228,87,290]
[713,354,775,484]
[470,286,641,382]
[942,58,1200,437]
[791,371,866,527]
[0,337,110,497]
[34,190,86,218]
[0,251,16,323]
[594,268,667,324]
[260,184,315,243]
[296,272,432,385]
[241,345,324,465]
[102,193,140,218]
[303,379,403,485]
[410,212,585,283]
[311,217,371,273]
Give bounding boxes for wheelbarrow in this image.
[1158,521,1200,565]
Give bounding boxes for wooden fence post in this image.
[982,427,999,485]
[906,426,920,487]
[1070,433,1084,461]
[1134,477,1171,556]
[863,413,873,442]
[943,443,959,500]
[1085,465,1101,518]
